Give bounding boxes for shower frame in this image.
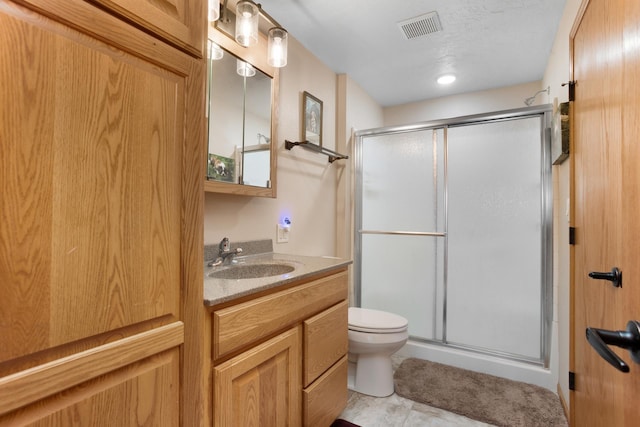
[353,105,553,367]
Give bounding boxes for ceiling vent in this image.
[397,11,443,40]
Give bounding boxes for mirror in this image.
[204,27,278,197]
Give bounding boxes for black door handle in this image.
[588,267,622,287]
[585,320,640,372]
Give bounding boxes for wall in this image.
[541,0,583,412]
[383,81,542,126]
[336,75,385,303]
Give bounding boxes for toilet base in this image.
[352,353,395,397]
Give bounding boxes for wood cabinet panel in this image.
[1,348,180,426]
[212,271,348,360]
[303,301,348,387]
[91,0,204,56]
[0,323,183,415]
[0,1,183,357]
[0,1,205,424]
[15,0,204,56]
[213,327,301,427]
[303,355,348,427]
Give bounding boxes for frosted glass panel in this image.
[361,234,443,340]
[361,130,444,232]
[446,117,542,358]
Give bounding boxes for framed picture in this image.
[302,91,323,146]
[208,153,235,183]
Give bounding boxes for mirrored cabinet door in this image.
[204,33,278,197]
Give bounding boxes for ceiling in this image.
[260,0,567,107]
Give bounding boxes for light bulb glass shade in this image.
[236,59,256,77]
[235,1,259,47]
[268,27,288,67]
[208,0,220,22]
[210,42,224,60]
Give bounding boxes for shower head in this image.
[257,133,271,144]
[524,86,550,106]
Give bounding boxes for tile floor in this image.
[338,355,496,427]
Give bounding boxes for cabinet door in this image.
[0,1,204,425]
[303,301,348,387]
[214,327,302,427]
[90,0,205,56]
[16,0,204,56]
[303,356,348,427]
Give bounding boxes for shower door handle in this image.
[588,267,622,288]
[585,320,640,373]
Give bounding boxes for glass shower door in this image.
[357,129,445,341]
[445,117,547,360]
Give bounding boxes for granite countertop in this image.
[203,251,351,307]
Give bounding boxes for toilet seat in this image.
[348,307,408,334]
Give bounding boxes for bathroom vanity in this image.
[204,250,351,426]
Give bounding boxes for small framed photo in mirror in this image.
[302,91,323,146]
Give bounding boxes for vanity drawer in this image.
[303,355,348,427]
[303,300,348,387]
[212,270,348,360]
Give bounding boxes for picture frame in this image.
[302,91,323,146]
[208,153,235,183]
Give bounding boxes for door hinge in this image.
[562,81,576,101]
[569,371,576,391]
[569,227,576,245]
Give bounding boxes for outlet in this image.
[277,224,290,243]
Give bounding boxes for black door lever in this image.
[588,267,622,288]
[586,321,640,372]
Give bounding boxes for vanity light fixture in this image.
[210,42,224,60]
[236,59,256,77]
[208,0,220,22]
[268,27,288,67]
[437,74,456,85]
[235,0,259,47]
[218,0,289,68]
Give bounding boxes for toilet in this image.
[348,307,409,397]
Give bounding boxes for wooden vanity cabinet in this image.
[209,268,349,427]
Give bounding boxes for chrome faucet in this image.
[207,237,243,267]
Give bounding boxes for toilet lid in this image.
[348,307,408,333]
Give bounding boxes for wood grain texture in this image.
[20,0,205,57]
[0,322,183,415]
[303,356,347,427]
[212,271,348,360]
[303,301,348,387]
[571,0,640,425]
[0,0,187,359]
[0,3,56,361]
[1,349,180,426]
[213,327,301,427]
[0,1,206,424]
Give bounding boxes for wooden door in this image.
[0,1,204,425]
[213,327,301,427]
[571,0,640,425]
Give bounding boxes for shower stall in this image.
[354,106,554,388]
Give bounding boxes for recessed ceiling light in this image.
[437,74,456,85]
